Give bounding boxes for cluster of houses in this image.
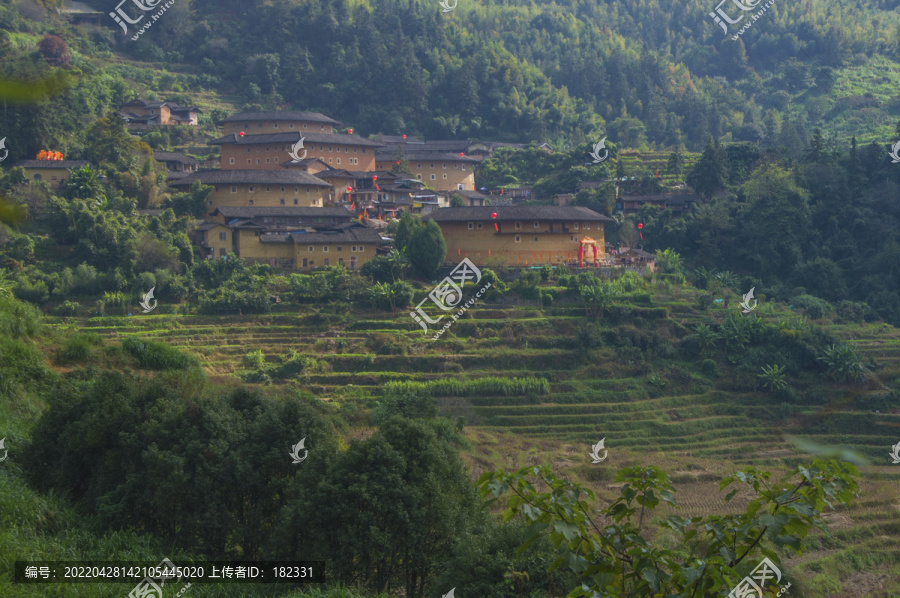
[9,102,694,270]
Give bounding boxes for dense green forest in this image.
[3,0,900,157]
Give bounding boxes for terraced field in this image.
[48,286,900,597]
[617,150,701,185]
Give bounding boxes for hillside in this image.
[19,271,900,597]
[4,0,900,163]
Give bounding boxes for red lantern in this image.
[491,212,497,218]
[637,222,643,229]
[348,128,353,134]
[402,134,407,139]
[459,152,464,157]
[396,160,400,164]
[372,175,377,180]
[239,131,245,137]
[346,186,352,192]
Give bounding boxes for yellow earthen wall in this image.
[207,183,324,209]
[375,159,474,191]
[437,221,607,266]
[221,142,376,171]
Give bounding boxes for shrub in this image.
[56,333,103,364]
[244,349,265,368]
[836,301,865,324]
[819,344,869,383]
[53,300,82,316]
[792,294,832,319]
[700,358,718,378]
[541,290,554,307]
[14,279,49,304]
[122,337,200,370]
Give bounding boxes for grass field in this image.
[34,280,900,597]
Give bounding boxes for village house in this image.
[238,226,384,270]
[374,150,478,192]
[450,189,489,207]
[169,170,331,210]
[13,159,90,187]
[154,151,199,180]
[211,131,383,171]
[57,0,103,26]
[217,111,342,135]
[311,169,400,206]
[424,206,614,267]
[119,100,201,126]
[192,206,380,270]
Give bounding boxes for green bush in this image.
[700,358,719,378]
[122,337,200,370]
[56,333,103,364]
[836,300,865,323]
[244,349,265,368]
[13,278,50,304]
[792,294,832,319]
[819,344,869,383]
[53,300,82,316]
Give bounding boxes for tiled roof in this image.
[376,135,424,144]
[216,111,341,126]
[424,206,614,223]
[168,169,330,187]
[154,151,198,164]
[452,189,487,199]
[282,157,330,168]
[14,160,89,169]
[288,226,384,244]
[375,150,479,163]
[208,131,382,147]
[315,169,398,180]
[211,206,352,219]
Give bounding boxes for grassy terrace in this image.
[44,283,900,597]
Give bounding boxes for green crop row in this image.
[384,376,550,398]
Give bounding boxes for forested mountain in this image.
[3,0,900,157]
